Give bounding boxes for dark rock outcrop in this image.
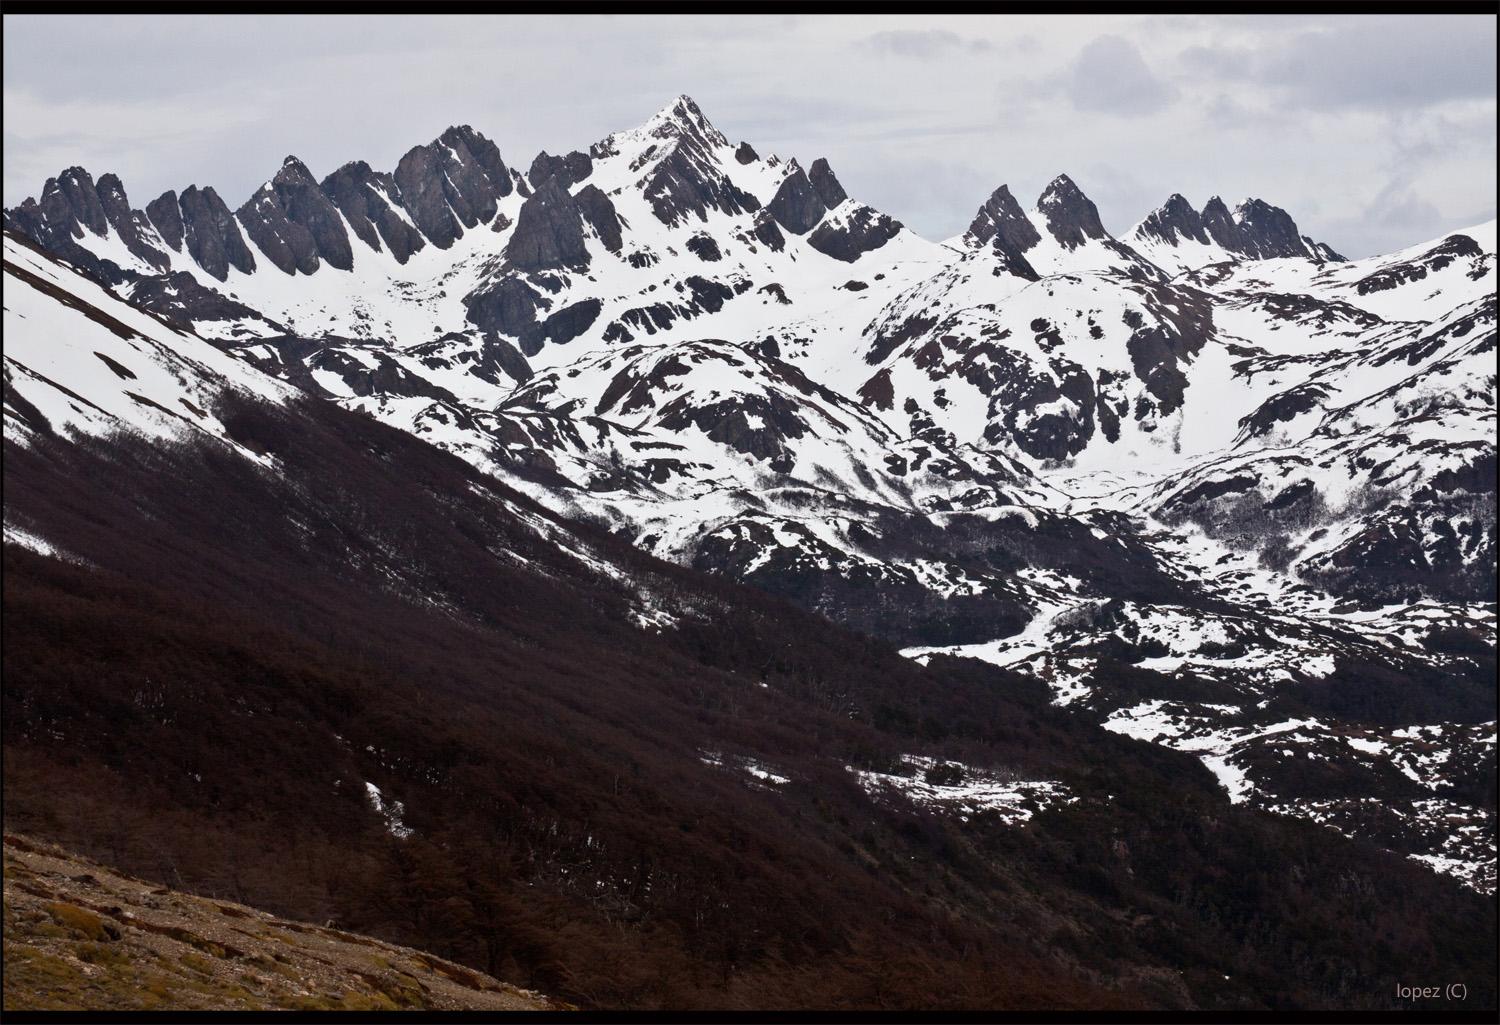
[1149,194,1344,264]
[178,185,256,280]
[1198,196,1240,253]
[95,174,170,271]
[686,232,723,262]
[237,157,353,275]
[506,178,590,272]
[127,271,276,329]
[1135,193,1210,247]
[734,141,759,164]
[146,191,185,252]
[465,276,547,337]
[641,145,759,228]
[1233,198,1319,260]
[574,184,622,254]
[752,212,786,252]
[966,185,1042,252]
[320,161,426,264]
[807,158,848,209]
[807,206,902,262]
[3,168,132,283]
[766,164,826,235]
[393,125,512,250]
[528,150,593,190]
[1035,174,1107,250]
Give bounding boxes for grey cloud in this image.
[1180,16,1497,111]
[1179,44,1254,79]
[863,29,993,59]
[1067,36,1178,117]
[1322,177,1447,258]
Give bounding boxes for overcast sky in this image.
[4,13,1495,257]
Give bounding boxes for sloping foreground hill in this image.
[2,834,564,1011]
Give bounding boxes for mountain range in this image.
[3,95,1495,1010]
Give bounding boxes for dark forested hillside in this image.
[4,380,1494,1011]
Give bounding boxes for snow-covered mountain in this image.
[6,95,1495,893]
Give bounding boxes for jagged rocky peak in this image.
[5,166,173,276]
[393,124,513,250]
[4,166,103,245]
[807,158,848,209]
[624,95,760,228]
[505,176,591,273]
[236,154,353,275]
[146,190,185,252]
[642,93,728,148]
[965,184,1042,252]
[767,160,827,235]
[528,150,593,190]
[95,172,170,271]
[1036,173,1108,249]
[177,184,256,281]
[49,166,110,237]
[1136,192,1210,246]
[1137,193,1344,264]
[1234,197,1341,261]
[319,160,426,264]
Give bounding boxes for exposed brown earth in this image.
[2,833,567,1011]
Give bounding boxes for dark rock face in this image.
[407,330,534,386]
[965,185,1042,277]
[686,232,723,262]
[600,277,741,343]
[1234,199,1314,260]
[1356,235,1484,295]
[1236,382,1332,441]
[528,150,593,190]
[237,157,353,275]
[393,145,462,250]
[465,276,546,338]
[127,271,275,328]
[320,161,426,264]
[519,298,603,356]
[628,95,761,228]
[178,185,255,281]
[641,145,759,228]
[966,185,1042,251]
[766,165,826,235]
[2,168,133,283]
[734,141,759,164]
[1170,195,1344,264]
[1036,174,1107,249]
[438,124,513,221]
[1135,193,1210,247]
[807,206,902,262]
[49,167,110,237]
[146,191,185,252]
[1198,196,1240,253]
[807,158,848,209]
[506,178,590,272]
[393,125,512,250]
[574,185,622,254]
[95,174,170,271]
[752,212,786,252]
